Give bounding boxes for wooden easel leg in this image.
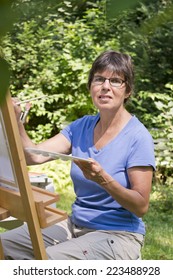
[0,238,4,260]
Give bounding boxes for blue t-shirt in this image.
[61,114,155,234]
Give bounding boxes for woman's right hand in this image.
[11,98,22,122]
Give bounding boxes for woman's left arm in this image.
[75,159,153,217]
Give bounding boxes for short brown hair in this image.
[88,50,134,101]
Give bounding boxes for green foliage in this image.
[151,183,173,215]
[29,160,73,192]
[111,0,173,183]
[0,0,15,104]
[2,0,119,140]
[106,0,139,19]
[128,88,173,183]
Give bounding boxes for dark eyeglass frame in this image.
[92,75,125,88]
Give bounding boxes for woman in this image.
[1,50,155,259]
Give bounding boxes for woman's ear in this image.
[124,91,131,103]
[125,91,131,98]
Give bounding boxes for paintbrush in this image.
[16,95,48,105]
[20,103,32,123]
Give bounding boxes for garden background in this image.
[0,0,173,259]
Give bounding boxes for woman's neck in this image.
[94,109,132,150]
[98,108,131,133]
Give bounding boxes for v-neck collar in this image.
[90,113,134,153]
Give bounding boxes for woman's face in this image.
[90,70,131,112]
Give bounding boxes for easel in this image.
[0,90,67,259]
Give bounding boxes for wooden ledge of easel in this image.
[0,207,10,220]
[0,185,67,228]
[35,204,67,228]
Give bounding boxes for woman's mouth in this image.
[99,94,112,100]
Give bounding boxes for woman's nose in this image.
[102,78,111,89]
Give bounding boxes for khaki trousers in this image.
[1,217,144,260]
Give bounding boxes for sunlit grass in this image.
[56,187,75,214]
[142,201,173,260]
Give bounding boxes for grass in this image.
[0,160,173,259]
[142,203,173,259]
[56,187,75,214]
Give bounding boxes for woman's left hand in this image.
[74,158,113,186]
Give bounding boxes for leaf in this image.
[106,0,139,19]
[0,0,15,37]
[0,58,10,105]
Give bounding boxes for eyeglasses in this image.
[92,76,125,88]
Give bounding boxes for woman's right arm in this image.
[13,101,71,165]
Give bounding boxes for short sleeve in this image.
[127,130,155,170]
[60,116,89,144]
[60,123,73,143]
